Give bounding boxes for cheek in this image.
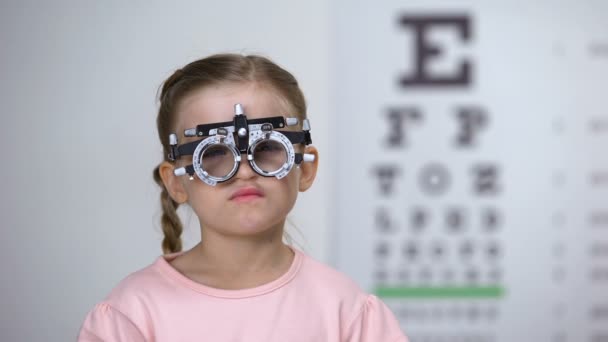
[286,167,301,186]
[279,172,301,202]
[183,183,216,207]
[184,186,225,225]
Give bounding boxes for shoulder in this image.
[98,257,174,326]
[343,294,409,342]
[105,259,161,298]
[294,250,370,316]
[78,302,147,341]
[297,250,365,295]
[294,250,407,340]
[102,256,179,308]
[79,258,169,341]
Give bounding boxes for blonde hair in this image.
[153,53,307,254]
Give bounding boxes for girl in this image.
[78,54,408,341]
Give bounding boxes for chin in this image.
[234,215,282,236]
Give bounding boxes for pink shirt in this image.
[78,247,409,341]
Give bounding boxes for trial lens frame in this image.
[167,103,314,186]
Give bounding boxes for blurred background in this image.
[1,1,607,341]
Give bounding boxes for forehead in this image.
[175,82,291,135]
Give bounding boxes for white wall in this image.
[0,1,331,340]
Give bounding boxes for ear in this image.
[298,146,319,192]
[159,161,188,203]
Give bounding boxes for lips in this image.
[229,187,265,202]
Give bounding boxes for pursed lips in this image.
[229,187,265,202]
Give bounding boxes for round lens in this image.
[200,144,236,178]
[252,140,287,173]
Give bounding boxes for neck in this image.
[169,219,294,290]
[195,225,292,273]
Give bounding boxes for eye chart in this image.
[333,2,608,342]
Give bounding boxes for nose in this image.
[233,152,257,180]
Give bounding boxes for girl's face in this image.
[160,82,317,237]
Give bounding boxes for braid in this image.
[153,166,183,254]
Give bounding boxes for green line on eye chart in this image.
[375,286,505,299]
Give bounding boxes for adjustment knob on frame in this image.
[234,103,244,115]
[174,167,187,176]
[286,117,299,126]
[302,119,311,131]
[303,153,315,163]
[184,128,197,137]
[169,133,178,145]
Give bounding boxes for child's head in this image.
[153,54,318,254]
